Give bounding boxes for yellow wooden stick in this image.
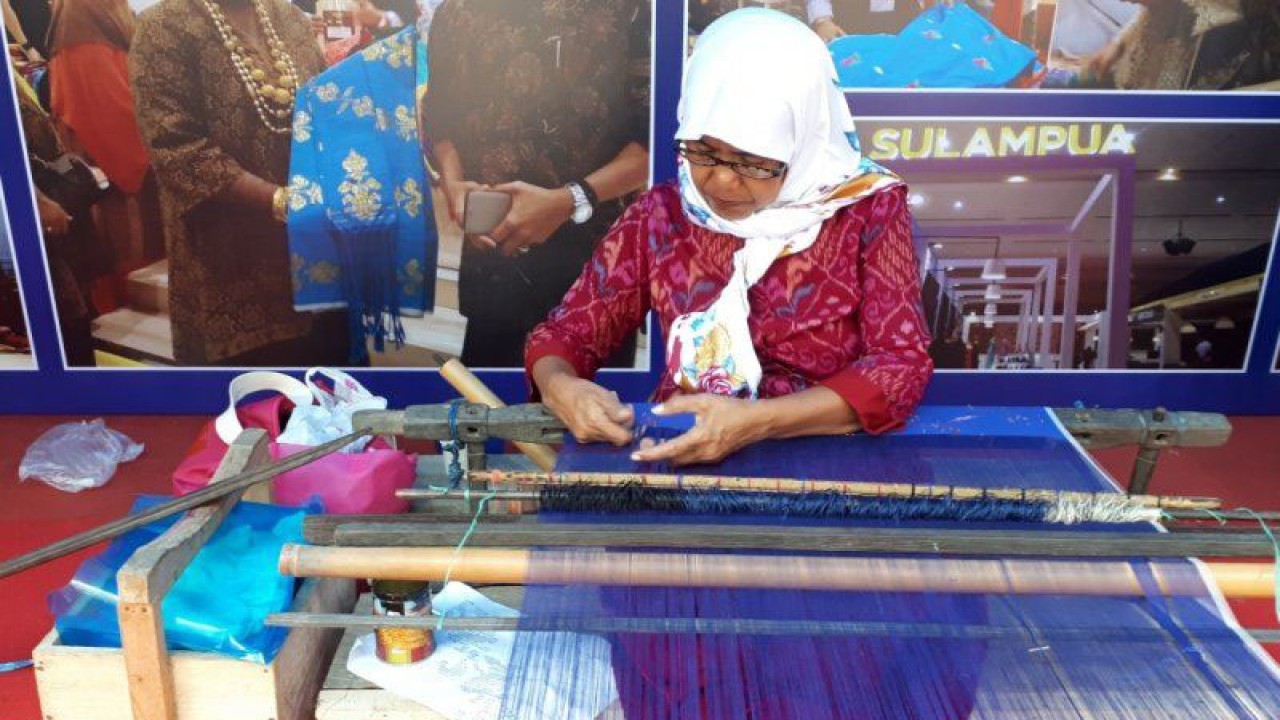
[279,545,1274,599]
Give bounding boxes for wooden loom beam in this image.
[313,521,1280,559]
[279,545,1276,599]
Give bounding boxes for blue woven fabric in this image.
[497,406,1280,719]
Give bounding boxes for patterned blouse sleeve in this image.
[524,191,657,388]
[129,9,246,220]
[817,185,934,434]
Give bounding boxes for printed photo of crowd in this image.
[4,0,652,369]
[0,186,31,368]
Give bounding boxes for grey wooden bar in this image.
[270,610,1280,644]
[315,520,1278,559]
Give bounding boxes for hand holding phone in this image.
[463,189,513,236]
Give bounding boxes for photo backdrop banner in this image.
[0,0,1277,414]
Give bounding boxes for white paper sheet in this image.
[347,582,618,720]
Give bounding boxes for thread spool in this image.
[372,579,434,664]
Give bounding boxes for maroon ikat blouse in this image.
[525,182,933,434]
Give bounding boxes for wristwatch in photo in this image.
[565,180,597,224]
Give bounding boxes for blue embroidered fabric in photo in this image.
[287,28,436,362]
[830,2,1038,89]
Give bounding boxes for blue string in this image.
[419,400,469,495]
[435,489,497,632]
[0,659,32,673]
[1165,507,1279,623]
[445,399,465,489]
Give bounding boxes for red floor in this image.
[1,414,1278,719]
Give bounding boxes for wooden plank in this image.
[273,577,359,720]
[324,522,1279,559]
[35,590,354,720]
[116,430,270,720]
[305,513,536,545]
[33,630,276,720]
[1051,407,1232,450]
[117,602,174,720]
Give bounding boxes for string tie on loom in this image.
[441,399,465,490]
[1238,507,1280,624]
[1163,506,1280,624]
[435,488,497,632]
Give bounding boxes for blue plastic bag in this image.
[49,496,308,664]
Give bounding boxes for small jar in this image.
[371,579,434,665]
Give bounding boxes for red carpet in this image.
[0,415,207,719]
[1,414,1277,719]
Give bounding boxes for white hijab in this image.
[668,8,900,398]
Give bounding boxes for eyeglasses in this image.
[675,141,786,180]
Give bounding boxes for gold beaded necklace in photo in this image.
[199,0,300,134]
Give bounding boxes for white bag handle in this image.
[298,367,395,450]
[304,367,386,412]
[213,371,314,445]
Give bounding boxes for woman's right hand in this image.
[812,18,846,44]
[36,192,72,237]
[542,374,635,446]
[442,178,497,250]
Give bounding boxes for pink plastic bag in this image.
[172,371,414,514]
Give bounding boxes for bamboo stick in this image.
[438,359,558,473]
[460,470,1222,511]
[278,545,1274,599]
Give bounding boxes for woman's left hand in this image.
[483,181,574,257]
[629,394,767,466]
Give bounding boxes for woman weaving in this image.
[527,8,932,465]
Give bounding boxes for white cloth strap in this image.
[213,371,313,445]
